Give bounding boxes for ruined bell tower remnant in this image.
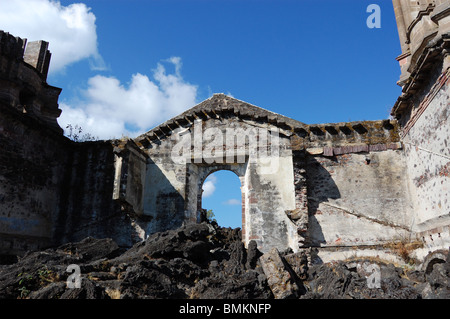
[391,0,450,262]
[0,31,61,133]
[0,1,449,269]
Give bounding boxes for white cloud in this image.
[0,0,103,73]
[58,57,198,139]
[1,1,198,139]
[223,199,241,206]
[202,181,216,198]
[202,174,217,198]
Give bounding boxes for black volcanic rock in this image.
[0,222,448,299]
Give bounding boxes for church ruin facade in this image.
[0,1,449,268]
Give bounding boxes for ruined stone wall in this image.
[306,151,412,247]
[195,113,298,253]
[134,94,421,258]
[391,0,450,263]
[0,31,62,133]
[243,155,298,253]
[401,61,450,260]
[0,32,145,254]
[0,102,142,253]
[1,10,448,265]
[142,145,187,235]
[287,119,415,263]
[0,32,67,255]
[54,141,139,248]
[136,95,301,253]
[140,117,300,253]
[0,100,70,255]
[392,0,450,85]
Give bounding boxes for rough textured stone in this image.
[260,248,299,299]
[0,223,448,299]
[56,237,121,262]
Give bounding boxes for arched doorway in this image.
[184,163,247,242]
[201,170,243,229]
[184,158,299,253]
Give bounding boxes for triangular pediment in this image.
[135,93,306,146]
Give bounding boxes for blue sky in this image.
[1,0,403,228]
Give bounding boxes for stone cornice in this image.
[406,3,436,45]
[135,93,307,147]
[391,33,450,119]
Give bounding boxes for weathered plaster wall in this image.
[401,63,450,259]
[0,104,142,253]
[141,124,188,234]
[287,118,413,258]
[403,66,449,224]
[0,35,146,253]
[0,32,66,255]
[138,102,300,253]
[307,150,413,248]
[54,141,134,247]
[112,140,147,216]
[0,101,69,255]
[135,95,419,257]
[391,0,450,264]
[244,156,298,253]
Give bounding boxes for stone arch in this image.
[137,94,304,253]
[187,162,248,240]
[198,168,245,230]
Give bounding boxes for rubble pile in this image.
[0,222,448,299]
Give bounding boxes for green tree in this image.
[206,209,216,223]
